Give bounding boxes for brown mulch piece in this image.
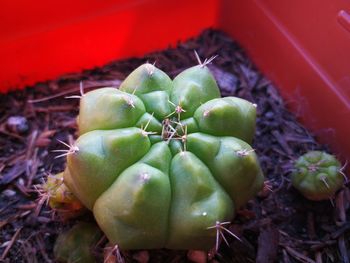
[0,29,349,263]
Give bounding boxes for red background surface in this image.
[0,0,349,165]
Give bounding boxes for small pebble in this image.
[18,178,25,186]
[132,250,149,263]
[6,116,29,134]
[2,189,16,197]
[187,250,207,263]
[265,111,274,120]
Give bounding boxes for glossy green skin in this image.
[292,151,344,201]
[63,63,264,250]
[54,222,102,263]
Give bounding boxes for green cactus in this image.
[54,222,102,263]
[58,63,264,250]
[292,151,345,201]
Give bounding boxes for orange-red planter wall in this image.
[220,0,350,166]
[0,0,220,90]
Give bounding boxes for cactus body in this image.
[61,63,264,250]
[292,151,344,201]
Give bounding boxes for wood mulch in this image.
[0,29,349,263]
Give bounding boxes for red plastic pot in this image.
[0,0,349,165]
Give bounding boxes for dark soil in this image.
[0,29,349,263]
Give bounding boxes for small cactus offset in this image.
[54,222,102,263]
[43,172,83,212]
[292,151,346,201]
[55,61,264,250]
[36,172,83,221]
